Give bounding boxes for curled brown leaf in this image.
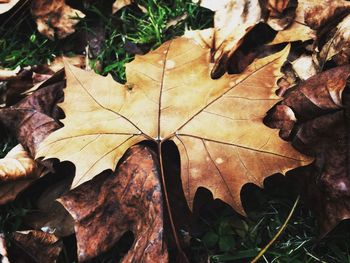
[268,65,350,234]
[31,0,85,40]
[59,145,168,262]
[0,144,36,182]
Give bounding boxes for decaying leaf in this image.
[0,0,19,14]
[194,0,262,78]
[11,230,62,263]
[269,22,314,45]
[31,0,85,40]
[0,144,36,182]
[25,178,74,237]
[59,145,168,262]
[313,13,350,68]
[0,72,64,204]
[266,65,350,234]
[265,0,297,31]
[302,0,350,30]
[0,179,34,205]
[37,37,311,215]
[0,77,64,157]
[0,144,49,205]
[2,67,52,106]
[269,0,316,45]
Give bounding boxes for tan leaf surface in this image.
[112,0,132,14]
[37,37,311,213]
[31,0,85,40]
[0,0,19,14]
[0,144,36,182]
[270,22,315,45]
[270,0,316,45]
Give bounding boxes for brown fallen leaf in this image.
[10,230,62,263]
[59,145,168,262]
[266,65,350,234]
[25,178,74,237]
[37,37,311,216]
[0,144,36,182]
[0,143,50,205]
[303,0,350,30]
[269,22,315,45]
[314,13,350,68]
[269,0,316,45]
[0,77,64,157]
[31,0,85,40]
[0,0,19,14]
[1,66,64,107]
[0,179,34,205]
[265,0,297,31]
[0,73,65,204]
[194,0,262,78]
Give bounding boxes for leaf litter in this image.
[1,0,350,262]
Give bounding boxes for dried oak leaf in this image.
[266,65,350,234]
[10,230,62,263]
[37,37,311,215]
[59,145,168,262]
[0,0,19,14]
[31,0,85,40]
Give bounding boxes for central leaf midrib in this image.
[157,41,172,141]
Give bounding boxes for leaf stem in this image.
[158,141,188,261]
[250,195,300,263]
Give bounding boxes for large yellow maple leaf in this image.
[36,37,311,213]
